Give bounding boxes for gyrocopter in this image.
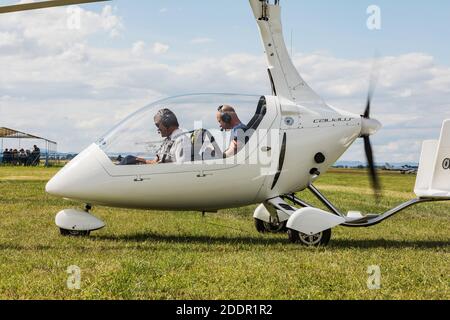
[2,0,449,246]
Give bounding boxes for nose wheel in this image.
[287,229,332,247]
[60,229,91,237]
[254,218,287,233]
[55,206,105,237]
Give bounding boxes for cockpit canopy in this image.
[97,94,267,163]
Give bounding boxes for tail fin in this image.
[414,120,450,199]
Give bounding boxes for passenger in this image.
[216,105,248,158]
[120,108,190,165]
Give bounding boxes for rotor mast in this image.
[249,0,325,108]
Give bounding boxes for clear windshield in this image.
[97,94,263,164]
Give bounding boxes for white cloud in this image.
[131,41,146,56]
[0,4,123,58]
[99,5,123,38]
[0,31,22,48]
[152,42,169,55]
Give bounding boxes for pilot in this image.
[120,108,190,165]
[216,105,248,158]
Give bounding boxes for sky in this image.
[0,0,449,163]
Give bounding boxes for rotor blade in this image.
[0,0,110,14]
[363,136,381,197]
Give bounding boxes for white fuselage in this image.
[46,95,362,211]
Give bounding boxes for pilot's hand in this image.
[134,155,159,165]
[145,159,159,165]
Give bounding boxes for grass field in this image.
[0,166,448,300]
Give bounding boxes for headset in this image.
[218,105,233,124]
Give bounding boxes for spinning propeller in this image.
[0,0,110,14]
[360,70,383,198]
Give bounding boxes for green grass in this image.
[0,167,448,300]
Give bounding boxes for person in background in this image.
[12,149,19,166]
[19,149,27,166]
[1,149,8,165]
[5,149,11,165]
[31,145,41,166]
[25,150,31,166]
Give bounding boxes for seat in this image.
[246,96,267,131]
[190,129,223,161]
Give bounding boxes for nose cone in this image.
[361,117,382,136]
[45,173,64,196]
[46,144,107,201]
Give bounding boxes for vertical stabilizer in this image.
[431,120,450,193]
[414,120,450,199]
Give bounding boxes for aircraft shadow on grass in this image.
[94,233,450,249]
[0,236,448,251]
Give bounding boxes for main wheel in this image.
[60,228,91,237]
[254,218,287,233]
[287,229,332,247]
